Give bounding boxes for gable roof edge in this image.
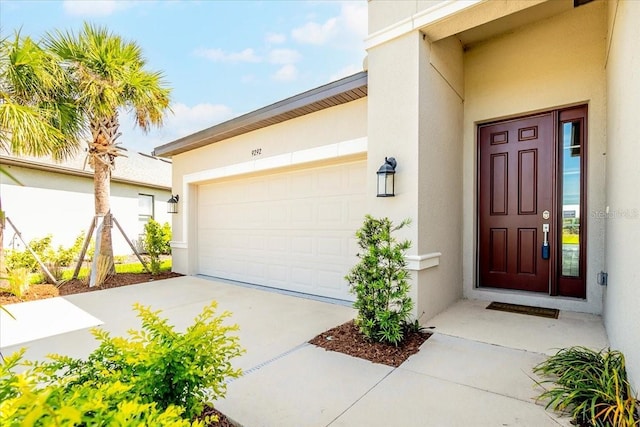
[153,71,368,158]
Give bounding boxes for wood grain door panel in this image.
[479,113,554,292]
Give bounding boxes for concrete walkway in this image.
[1,276,609,426]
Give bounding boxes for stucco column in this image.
[367,31,464,321]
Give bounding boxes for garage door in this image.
[197,159,366,301]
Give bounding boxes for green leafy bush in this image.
[0,302,243,425]
[5,232,93,284]
[6,235,52,273]
[345,215,414,345]
[54,231,89,267]
[143,219,171,274]
[533,346,639,426]
[0,350,196,426]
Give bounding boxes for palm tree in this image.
[45,23,171,280]
[0,32,84,281]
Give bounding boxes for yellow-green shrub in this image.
[1,268,31,298]
[0,301,244,424]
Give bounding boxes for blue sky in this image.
[1,0,367,154]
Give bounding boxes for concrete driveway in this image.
[1,276,608,426]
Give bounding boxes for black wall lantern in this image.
[376,157,397,197]
[167,194,179,214]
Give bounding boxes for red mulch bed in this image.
[197,406,237,427]
[309,319,432,367]
[58,271,184,296]
[0,271,183,305]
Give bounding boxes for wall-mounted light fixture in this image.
[376,157,397,197]
[167,194,179,214]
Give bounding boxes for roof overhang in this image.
[153,71,368,158]
[0,155,171,191]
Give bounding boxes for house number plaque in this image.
[251,148,262,157]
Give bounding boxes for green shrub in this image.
[6,232,93,284]
[0,351,198,426]
[345,215,414,346]
[0,302,243,424]
[533,346,640,426]
[6,235,52,273]
[143,219,169,274]
[161,221,172,255]
[54,232,83,267]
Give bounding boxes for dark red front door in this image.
[478,113,555,292]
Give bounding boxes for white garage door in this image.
[197,159,366,301]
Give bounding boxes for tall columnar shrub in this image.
[345,215,414,345]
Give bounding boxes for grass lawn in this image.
[30,259,172,284]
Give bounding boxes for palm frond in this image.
[0,166,23,186]
[0,30,83,161]
[44,22,172,132]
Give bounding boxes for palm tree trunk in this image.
[94,160,115,274]
[91,114,120,278]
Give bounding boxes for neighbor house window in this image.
[138,194,154,235]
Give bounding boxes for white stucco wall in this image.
[604,0,640,391]
[169,98,368,275]
[462,0,607,314]
[1,164,171,256]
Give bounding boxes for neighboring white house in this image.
[154,0,640,389]
[0,148,172,255]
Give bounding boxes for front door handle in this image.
[542,223,550,260]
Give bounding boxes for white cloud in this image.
[290,1,367,49]
[119,102,235,153]
[339,2,367,40]
[272,64,298,82]
[268,48,302,65]
[329,64,362,82]
[291,17,338,45]
[166,103,234,136]
[194,47,261,63]
[265,32,286,44]
[62,0,133,17]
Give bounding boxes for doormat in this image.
[486,302,559,319]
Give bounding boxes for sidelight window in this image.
[560,121,582,277]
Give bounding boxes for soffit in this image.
[454,0,575,48]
